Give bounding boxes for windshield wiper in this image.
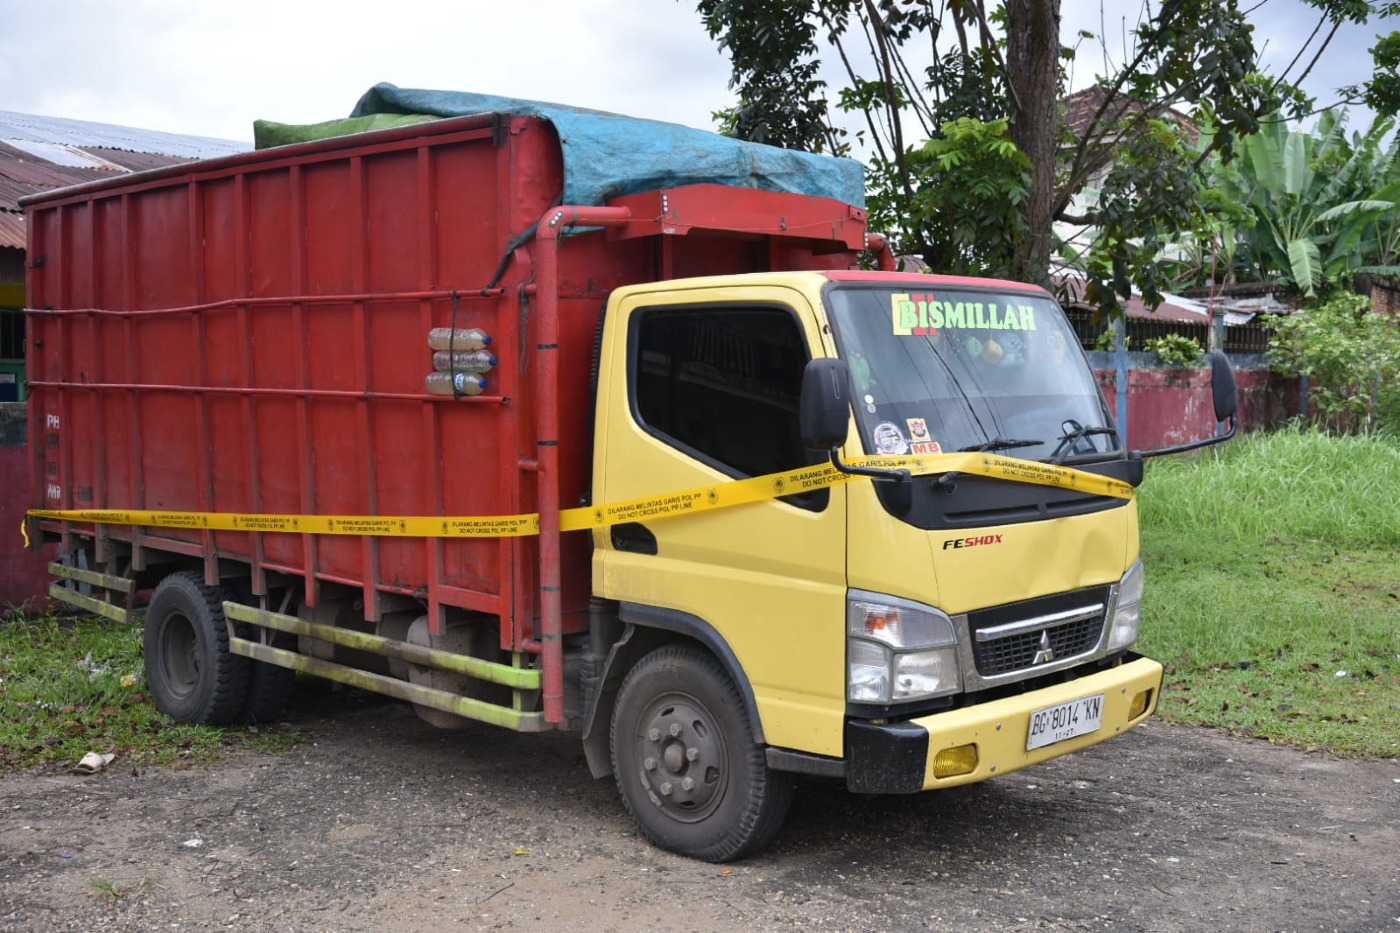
[1049,422,1118,464]
[939,437,1043,488]
[957,437,1043,453]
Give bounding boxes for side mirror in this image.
[1210,349,1238,423]
[800,358,851,449]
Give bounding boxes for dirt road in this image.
[2,686,1397,932]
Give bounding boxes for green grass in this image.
[1138,426,1400,757]
[0,613,297,772]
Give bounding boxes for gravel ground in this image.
[2,685,1397,932]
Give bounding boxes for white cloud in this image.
[0,0,735,142]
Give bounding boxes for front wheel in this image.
[610,645,793,862]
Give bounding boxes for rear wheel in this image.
[143,572,248,725]
[241,633,297,723]
[610,645,793,862]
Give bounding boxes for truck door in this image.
[593,286,848,756]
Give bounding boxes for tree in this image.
[694,0,1395,316]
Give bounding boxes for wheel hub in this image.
[636,699,725,820]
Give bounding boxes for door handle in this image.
[611,522,658,555]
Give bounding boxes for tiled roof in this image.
[1060,86,1199,144]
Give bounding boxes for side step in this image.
[47,561,135,624]
[222,602,551,733]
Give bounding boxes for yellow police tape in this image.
[28,452,1133,539]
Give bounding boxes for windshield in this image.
[824,284,1117,464]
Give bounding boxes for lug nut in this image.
[686,747,699,761]
[659,782,673,796]
[681,777,695,791]
[647,727,661,742]
[669,723,683,737]
[643,757,657,771]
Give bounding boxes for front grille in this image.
[967,586,1110,678]
[972,615,1104,675]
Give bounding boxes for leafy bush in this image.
[1094,331,1132,352]
[1267,293,1400,434]
[1144,334,1205,367]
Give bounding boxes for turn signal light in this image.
[932,743,978,779]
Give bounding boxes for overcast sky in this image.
[0,0,1389,146]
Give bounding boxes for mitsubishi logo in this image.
[1032,630,1056,665]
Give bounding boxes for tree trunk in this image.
[1005,0,1061,287]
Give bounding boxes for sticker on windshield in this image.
[892,292,1039,337]
[906,418,941,454]
[872,421,909,455]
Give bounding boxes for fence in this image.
[1063,307,1274,355]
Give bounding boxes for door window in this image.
[630,305,824,507]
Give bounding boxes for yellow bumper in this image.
[842,655,1163,793]
[917,655,1162,789]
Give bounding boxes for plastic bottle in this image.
[431,349,498,373]
[424,372,489,396]
[427,327,492,351]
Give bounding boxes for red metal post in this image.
[531,205,631,723]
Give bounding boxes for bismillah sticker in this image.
[892,292,1039,337]
[872,421,909,455]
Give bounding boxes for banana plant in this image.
[1201,112,1400,295]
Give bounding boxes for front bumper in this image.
[845,654,1163,794]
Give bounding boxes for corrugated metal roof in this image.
[0,139,111,214]
[3,138,132,171]
[0,109,247,159]
[0,212,24,250]
[1057,274,1209,322]
[0,114,241,224]
[82,147,193,172]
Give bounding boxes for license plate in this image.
[1026,693,1105,751]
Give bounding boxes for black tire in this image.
[241,634,297,723]
[610,645,793,862]
[143,572,249,725]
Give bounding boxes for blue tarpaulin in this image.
[349,83,866,209]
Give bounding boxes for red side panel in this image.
[28,117,565,637]
[26,115,867,645]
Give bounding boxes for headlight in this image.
[892,648,960,700]
[1106,559,1144,652]
[848,591,960,703]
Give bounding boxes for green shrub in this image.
[1267,292,1400,434]
[1143,333,1205,367]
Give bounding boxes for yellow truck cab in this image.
[587,269,1230,859]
